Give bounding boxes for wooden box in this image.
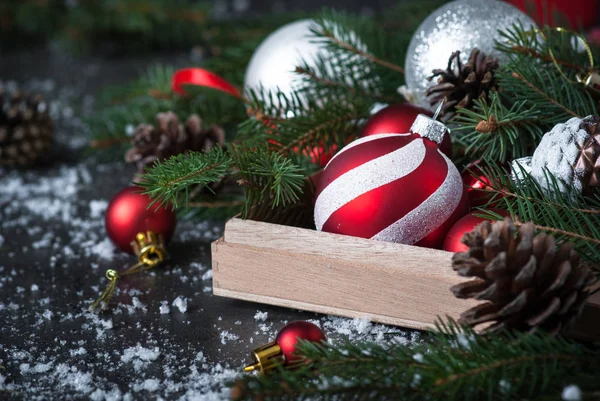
[212,218,600,338]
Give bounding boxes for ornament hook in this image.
[433,99,445,121]
[90,231,166,311]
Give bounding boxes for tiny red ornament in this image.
[462,160,495,208]
[315,114,468,249]
[105,186,177,254]
[244,321,326,373]
[276,321,326,364]
[443,209,511,253]
[362,103,452,158]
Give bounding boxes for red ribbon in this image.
[172,68,242,99]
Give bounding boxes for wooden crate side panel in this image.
[212,239,479,330]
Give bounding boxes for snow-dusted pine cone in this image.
[124,112,225,175]
[0,88,54,167]
[531,115,600,197]
[425,48,499,119]
[451,218,595,335]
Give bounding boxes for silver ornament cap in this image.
[410,102,447,145]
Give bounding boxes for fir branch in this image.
[319,27,405,74]
[231,320,600,401]
[474,162,600,268]
[452,93,543,162]
[137,147,234,209]
[510,72,580,118]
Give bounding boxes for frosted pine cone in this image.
[531,115,600,197]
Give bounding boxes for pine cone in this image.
[124,112,225,174]
[532,115,600,197]
[0,87,54,167]
[451,218,595,335]
[426,48,499,119]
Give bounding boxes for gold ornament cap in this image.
[243,341,283,374]
[131,231,166,266]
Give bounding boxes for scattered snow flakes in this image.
[201,269,212,281]
[562,385,582,401]
[89,200,108,219]
[253,311,268,322]
[70,347,88,357]
[30,284,39,292]
[86,237,116,260]
[42,309,53,320]
[159,301,170,315]
[412,353,424,363]
[220,331,240,345]
[121,345,160,364]
[172,296,188,313]
[132,378,160,392]
[20,361,53,374]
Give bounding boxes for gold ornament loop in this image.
[105,269,118,281]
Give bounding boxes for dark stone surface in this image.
[0,48,418,400]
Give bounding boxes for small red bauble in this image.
[361,103,452,158]
[314,132,468,249]
[276,321,326,364]
[462,160,505,208]
[105,186,177,254]
[443,209,511,253]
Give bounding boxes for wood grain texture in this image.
[212,218,600,336]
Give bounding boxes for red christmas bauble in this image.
[275,321,326,364]
[507,0,597,29]
[105,186,177,254]
[361,104,452,158]
[462,160,505,208]
[314,133,468,249]
[443,209,511,253]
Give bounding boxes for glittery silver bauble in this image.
[405,0,537,108]
[244,19,369,111]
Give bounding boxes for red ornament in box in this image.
[507,0,597,29]
[362,103,452,158]
[105,186,177,254]
[443,209,511,253]
[244,321,326,373]
[315,114,468,249]
[462,160,502,208]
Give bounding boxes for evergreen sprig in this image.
[231,320,600,401]
[137,144,305,218]
[471,162,600,270]
[452,93,543,163]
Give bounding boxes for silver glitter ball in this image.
[404,0,537,108]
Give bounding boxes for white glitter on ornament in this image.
[325,133,411,167]
[531,116,592,196]
[315,137,426,231]
[373,151,463,244]
[404,0,537,108]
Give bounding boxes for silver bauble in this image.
[404,0,537,108]
[244,19,327,110]
[244,19,370,111]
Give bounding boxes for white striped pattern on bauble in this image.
[314,133,464,245]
